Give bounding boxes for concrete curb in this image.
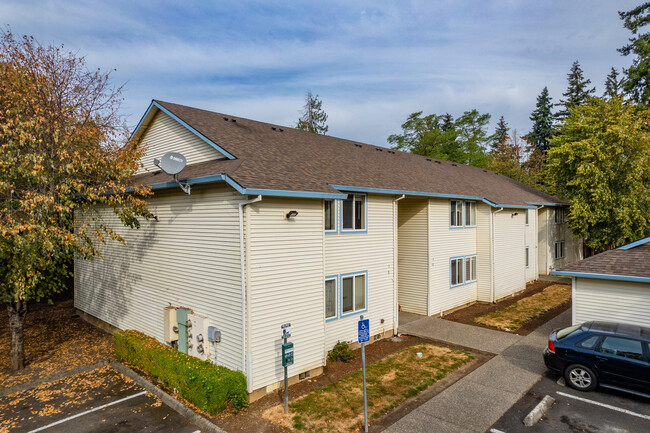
[0,361,110,397]
[110,361,227,433]
[523,394,555,427]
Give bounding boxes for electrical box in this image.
[188,313,210,361]
[208,326,221,343]
[282,342,294,367]
[163,306,178,343]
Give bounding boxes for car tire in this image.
[564,364,597,391]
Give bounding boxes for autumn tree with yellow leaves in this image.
[0,31,151,370]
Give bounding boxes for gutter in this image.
[491,207,504,302]
[393,195,405,334]
[239,194,262,392]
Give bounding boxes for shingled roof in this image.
[554,238,650,282]
[131,100,566,207]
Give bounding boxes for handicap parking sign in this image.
[358,319,370,343]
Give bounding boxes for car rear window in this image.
[557,325,581,340]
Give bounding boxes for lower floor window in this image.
[555,241,565,259]
[451,255,477,286]
[342,273,366,314]
[451,257,464,286]
[325,278,337,319]
[465,256,477,282]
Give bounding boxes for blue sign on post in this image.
[358,318,370,343]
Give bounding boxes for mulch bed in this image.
[0,300,114,390]
[441,279,571,336]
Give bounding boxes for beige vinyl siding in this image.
[324,194,396,349]
[428,198,477,315]
[537,207,550,275]
[74,184,244,372]
[540,207,584,274]
[397,198,429,315]
[525,209,538,282]
[476,203,492,302]
[574,278,650,327]
[493,209,526,300]
[246,198,325,391]
[136,110,227,174]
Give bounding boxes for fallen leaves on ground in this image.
[0,300,113,389]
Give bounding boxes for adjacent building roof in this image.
[553,237,650,283]
[131,100,567,208]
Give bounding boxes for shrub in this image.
[113,330,248,414]
[327,341,355,363]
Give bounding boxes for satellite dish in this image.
[153,152,191,195]
[156,152,187,175]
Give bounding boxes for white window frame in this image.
[554,207,566,224]
[341,272,367,316]
[341,194,366,232]
[464,201,476,227]
[450,257,465,287]
[450,200,463,227]
[555,240,565,259]
[465,255,477,282]
[525,209,529,226]
[525,246,530,268]
[324,199,336,233]
[325,277,337,320]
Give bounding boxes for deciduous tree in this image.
[0,31,151,370]
[296,91,328,134]
[546,97,650,252]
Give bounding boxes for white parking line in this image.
[556,391,650,421]
[490,429,506,433]
[27,391,148,433]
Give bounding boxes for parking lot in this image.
[0,366,202,433]
[491,371,650,432]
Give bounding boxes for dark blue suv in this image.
[544,321,650,396]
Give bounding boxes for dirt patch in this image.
[0,300,114,389]
[474,284,571,331]
[442,280,571,336]
[262,344,474,433]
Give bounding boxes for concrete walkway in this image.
[386,310,571,433]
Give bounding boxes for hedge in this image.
[113,330,248,414]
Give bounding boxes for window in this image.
[451,257,464,286]
[599,336,644,361]
[325,278,337,319]
[464,201,476,226]
[525,209,529,226]
[341,273,366,314]
[554,241,565,259]
[450,200,463,227]
[576,335,600,349]
[525,246,529,268]
[342,194,365,231]
[554,208,566,224]
[324,200,336,232]
[465,256,477,282]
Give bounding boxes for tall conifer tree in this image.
[296,92,329,134]
[528,87,555,153]
[491,116,509,152]
[557,60,595,120]
[619,3,650,106]
[603,67,624,99]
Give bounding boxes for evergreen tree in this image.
[556,60,596,119]
[619,3,650,106]
[528,87,555,153]
[491,116,509,152]
[603,67,624,99]
[296,91,328,134]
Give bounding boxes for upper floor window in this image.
[555,207,566,224]
[451,200,476,227]
[342,194,366,231]
[324,200,336,232]
[525,209,529,226]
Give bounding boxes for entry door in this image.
[594,336,649,391]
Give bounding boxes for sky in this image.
[1,1,640,147]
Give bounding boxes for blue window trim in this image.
[324,199,338,235]
[551,270,650,284]
[465,254,477,283]
[339,270,369,318]
[525,246,530,268]
[450,256,465,288]
[340,193,368,234]
[325,275,338,322]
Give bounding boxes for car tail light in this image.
[548,339,555,354]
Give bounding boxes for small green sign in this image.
[282,342,294,367]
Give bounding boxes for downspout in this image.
[491,207,504,303]
[239,194,262,392]
[393,195,405,334]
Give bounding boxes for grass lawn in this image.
[263,344,474,432]
[474,284,571,331]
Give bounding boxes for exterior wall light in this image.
[285,210,299,219]
[512,212,519,217]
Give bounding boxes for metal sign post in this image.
[358,315,370,433]
[281,323,293,414]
